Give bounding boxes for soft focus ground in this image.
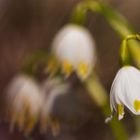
[0,0,140,140]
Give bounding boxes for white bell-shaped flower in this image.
[52,24,96,80]
[6,74,43,135]
[110,66,140,120]
[40,77,70,135]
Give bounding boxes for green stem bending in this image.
[72,1,136,139]
[72,0,140,68]
[120,34,140,66]
[85,72,129,140]
[72,1,140,139]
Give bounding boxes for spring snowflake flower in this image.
[110,66,140,120]
[40,77,70,135]
[6,74,43,135]
[52,24,96,80]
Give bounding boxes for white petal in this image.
[118,112,124,120]
[7,74,43,114]
[105,115,113,123]
[121,67,140,114]
[52,24,96,73]
[110,66,140,116]
[40,78,69,117]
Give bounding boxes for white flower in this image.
[40,77,70,135]
[130,135,139,140]
[110,66,140,120]
[52,24,96,80]
[6,74,43,135]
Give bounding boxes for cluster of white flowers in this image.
[51,24,140,123]
[6,74,69,136]
[7,23,139,136]
[109,66,140,120]
[5,24,97,136]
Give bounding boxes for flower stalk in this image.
[72,0,140,68]
[120,34,140,66]
[85,72,128,140]
[72,1,140,139]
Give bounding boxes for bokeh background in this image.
[0,0,140,139]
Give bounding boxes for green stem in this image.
[85,72,129,140]
[120,34,140,66]
[72,1,140,139]
[22,50,49,76]
[72,0,140,68]
[135,116,140,138]
[72,1,132,139]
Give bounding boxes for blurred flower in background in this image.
[40,77,70,136]
[6,74,43,136]
[6,75,75,137]
[52,24,96,80]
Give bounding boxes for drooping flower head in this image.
[110,66,140,120]
[52,24,96,80]
[40,77,70,135]
[6,74,43,135]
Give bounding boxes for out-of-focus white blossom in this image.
[130,134,139,140]
[40,77,70,135]
[52,24,96,80]
[6,74,43,135]
[109,66,140,120]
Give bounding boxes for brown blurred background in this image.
[0,0,140,139]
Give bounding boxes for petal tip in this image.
[105,115,113,123]
[118,114,124,120]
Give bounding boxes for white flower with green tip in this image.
[110,66,140,120]
[52,24,96,80]
[6,74,43,134]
